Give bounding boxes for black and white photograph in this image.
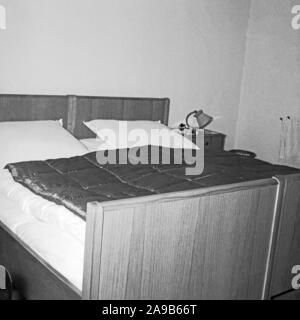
[0,0,300,305]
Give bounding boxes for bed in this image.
[0,94,299,300]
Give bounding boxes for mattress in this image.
[0,169,85,244]
[0,169,84,291]
[0,193,84,291]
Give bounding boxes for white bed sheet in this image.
[0,193,84,291]
[0,169,86,244]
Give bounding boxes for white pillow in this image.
[84,119,198,150]
[80,138,113,152]
[0,120,88,169]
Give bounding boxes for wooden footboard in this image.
[1,173,298,300]
[83,179,283,300]
[266,174,300,299]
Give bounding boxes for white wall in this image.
[235,0,300,162]
[0,0,251,148]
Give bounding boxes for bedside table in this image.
[204,129,226,150]
[184,129,226,151]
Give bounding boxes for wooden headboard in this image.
[68,95,170,139]
[0,94,69,128]
[0,94,170,139]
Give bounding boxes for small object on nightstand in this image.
[178,123,187,133]
[228,149,256,158]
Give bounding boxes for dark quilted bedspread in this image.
[5,147,300,220]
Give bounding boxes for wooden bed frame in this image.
[0,94,299,300]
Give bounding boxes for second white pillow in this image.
[84,120,198,150]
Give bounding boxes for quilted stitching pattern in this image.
[6,148,299,220]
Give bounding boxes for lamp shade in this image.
[186,110,213,129]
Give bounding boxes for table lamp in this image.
[185,110,213,129]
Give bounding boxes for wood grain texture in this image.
[268,174,300,298]
[67,95,77,133]
[83,183,278,300]
[68,96,170,139]
[0,94,69,128]
[0,94,169,139]
[82,202,104,300]
[0,221,80,300]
